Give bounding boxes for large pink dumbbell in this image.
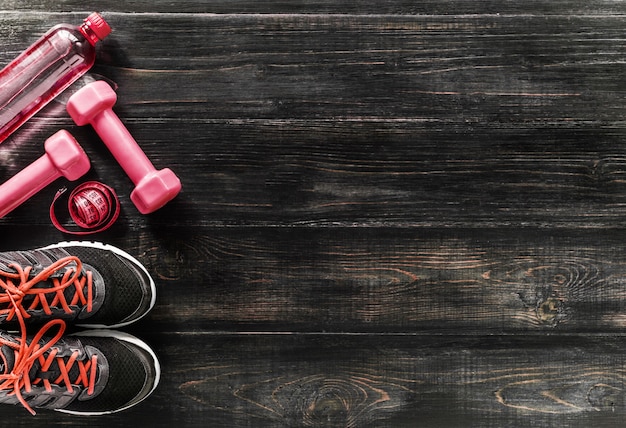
[66,81,181,214]
[0,130,90,218]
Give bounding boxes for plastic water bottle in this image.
[0,13,111,143]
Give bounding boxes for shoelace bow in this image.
[0,256,93,321]
[0,257,98,415]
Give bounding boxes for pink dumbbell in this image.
[0,130,90,218]
[66,80,181,214]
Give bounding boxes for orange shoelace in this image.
[0,318,99,414]
[0,257,98,414]
[0,256,93,322]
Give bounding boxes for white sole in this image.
[40,241,157,329]
[56,329,161,416]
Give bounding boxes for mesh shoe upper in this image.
[0,242,156,328]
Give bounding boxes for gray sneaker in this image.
[0,242,156,328]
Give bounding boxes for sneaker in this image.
[0,320,160,415]
[0,241,156,329]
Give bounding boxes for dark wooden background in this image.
[1,1,626,426]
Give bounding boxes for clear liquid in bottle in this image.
[0,13,111,143]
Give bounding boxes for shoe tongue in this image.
[0,344,15,375]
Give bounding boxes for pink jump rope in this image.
[0,13,181,223]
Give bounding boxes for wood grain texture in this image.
[135,227,626,333]
[4,333,626,427]
[0,3,624,427]
[1,1,625,14]
[162,334,626,427]
[1,13,625,228]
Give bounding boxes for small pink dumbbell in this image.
[0,130,90,218]
[66,80,181,214]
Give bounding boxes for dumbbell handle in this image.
[0,156,60,218]
[91,109,156,185]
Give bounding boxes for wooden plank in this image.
[0,1,624,15]
[98,13,626,124]
[135,227,626,333]
[151,333,626,427]
[0,226,600,334]
[5,333,626,427]
[6,226,626,335]
[1,13,623,124]
[3,116,626,228]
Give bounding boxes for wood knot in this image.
[300,376,390,427]
[306,393,349,426]
[588,384,624,412]
[180,370,413,426]
[536,297,565,326]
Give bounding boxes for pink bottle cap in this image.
[81,13,111,45]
